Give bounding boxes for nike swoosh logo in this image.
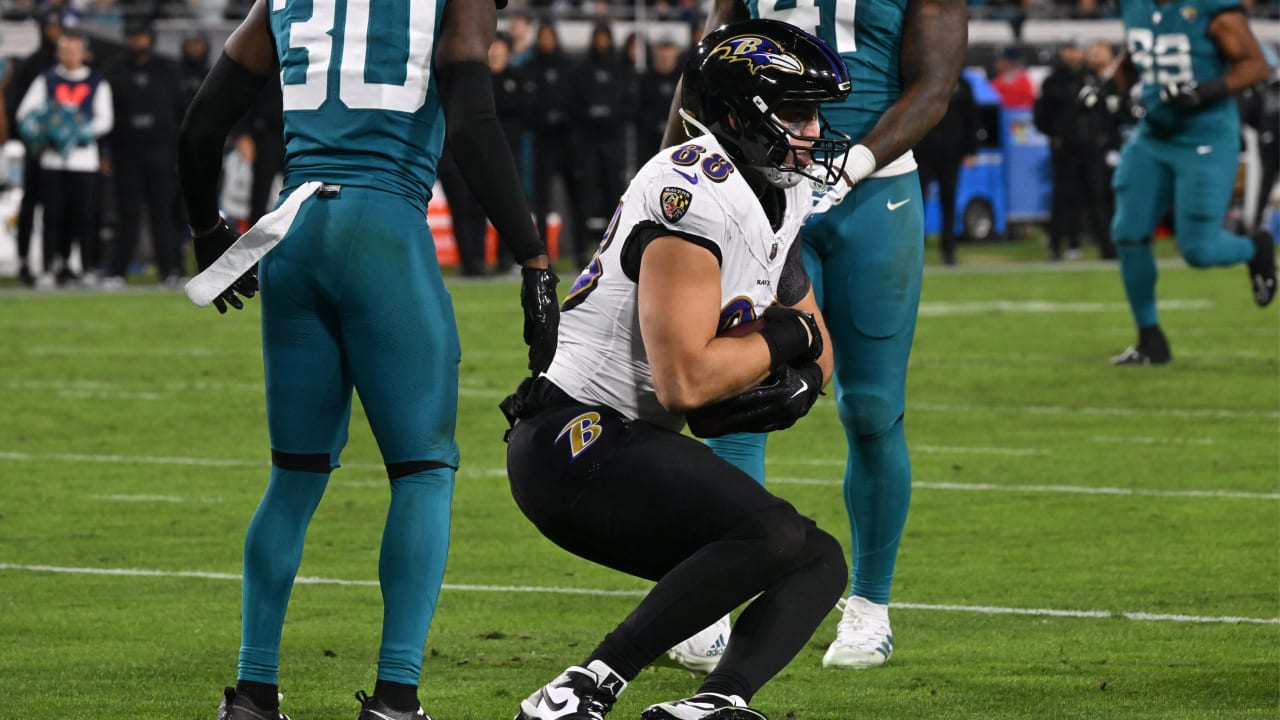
[789,379,809,400]
[365,711,396,720]
[543,687,573,712]
[674,168,699,185]
[886,198,910,211]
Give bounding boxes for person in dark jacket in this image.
[915,73,979,265]
[1034,40,1118,260]
[104,17,186,286]
[571,23,630,258]
[526,21,588,269]
[635,34,683,159]
[6,8,63,285]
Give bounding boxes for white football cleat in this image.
[657,615,731,674]
[822,596,893,669]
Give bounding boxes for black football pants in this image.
[507,387,847,702]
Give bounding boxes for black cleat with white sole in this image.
[1248,231,1277,307]
[355,690,433,720]
[516,660,627,720]
[641,693,756,720]
[1111,325,1171,366]
[216,687,291,720]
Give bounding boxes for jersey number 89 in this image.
[1126,29,1194,86]
[275,0,436,113]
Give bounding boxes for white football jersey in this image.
[544,133,813,431]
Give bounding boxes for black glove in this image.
[759,305,822,369]
[1159,78,1228,110]
[193,221,258,314]
[685,362,824,439]
[520,267,560,374]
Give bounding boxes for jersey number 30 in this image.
[275,0,435,113]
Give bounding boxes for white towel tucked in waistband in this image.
[185,181,322,308]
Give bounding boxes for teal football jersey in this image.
[269,0,447,210]
[747,0,905,141]
[1121,0,1240,141]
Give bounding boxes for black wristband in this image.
[759,306,821,368]
[1195,77,1230,105]
[437,61,546,263]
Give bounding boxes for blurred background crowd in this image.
[0,0,1275,285]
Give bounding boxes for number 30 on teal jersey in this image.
[274,0,436,113]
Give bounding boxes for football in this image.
[719,317,767,337]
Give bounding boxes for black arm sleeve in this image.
[177,52,268,233]
[776,236,811,306]
[437,61,545,262]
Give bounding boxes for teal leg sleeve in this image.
[839,413,911,605]
[704,433,768,485]
[804,174,922,605]
[1173,142,1255,268]
[238,467,330,684]
[377,467,455,685]
[1118,242,1160,329]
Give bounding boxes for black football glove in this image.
[520,267,560,374]
[759,305,822,369]
[1159,78,1228,110]
[193,221,258,314]
[685,362,824,439]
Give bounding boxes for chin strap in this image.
[678,107,714,140]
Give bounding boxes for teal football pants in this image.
[1112,133,1256,328]
[707,173,922,605]
[237,187,459,687]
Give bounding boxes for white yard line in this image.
[0,563,1273,625]
[2,451,1273,501]
[917,299,1214,316]
[912,401,1280,420]
[768,477,1280,500]
[1091,435,1216,446]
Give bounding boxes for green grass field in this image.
[1,248,1277,720]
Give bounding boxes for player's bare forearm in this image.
[1210,11,1269,92]
[660,0,749,149]
[857,0,967,166]
[639,237,774,413]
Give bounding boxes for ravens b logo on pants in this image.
[556,412,604,460]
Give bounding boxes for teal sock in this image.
[843,418,911,605]
[704,432,768,485]
[238,466,329,684]
[377,467,455,685]
[1118,242,1159,329]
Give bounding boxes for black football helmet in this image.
[681,18,852,188]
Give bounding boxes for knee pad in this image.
[837,390,903,442]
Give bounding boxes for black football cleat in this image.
[216,687,291,720]
[1248,231,1276,307]
[515,660,627,720]
[1111,325,1171,366]
[642,692,755,720]
[354,690,433,720]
